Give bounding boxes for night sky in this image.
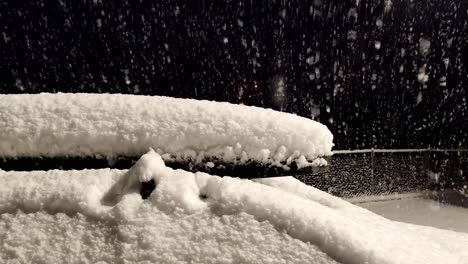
[1,0,467,150]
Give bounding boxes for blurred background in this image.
[1,0,466,150]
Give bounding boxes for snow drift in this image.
[0,93,333,168]
[1,150,467,264]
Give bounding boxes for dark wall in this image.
[1,0,467,150]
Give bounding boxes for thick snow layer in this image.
[1,151,468,264]
[0,211,336,264]
[0,93,333,168]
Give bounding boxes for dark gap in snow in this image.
[199,194,208,200]
[0,156,137,171]
[0,156,327,178]
[1,152,465,197]
[140,179,156,200]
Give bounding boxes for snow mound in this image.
[0,93,333,168]
[1,150,468,264]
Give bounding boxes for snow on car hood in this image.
[1,150,467,264]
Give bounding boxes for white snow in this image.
[347,30,357,40]
[0,93,333,168]
[417,66,429,84]
[419,37,431,56]
[374,41,381,50]
[416,91,423,104]
[359,196,468,234]
[376,19,383,28]
[1,150,468,264]
[384,0,392,13]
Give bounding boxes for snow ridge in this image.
[0,93,333,168]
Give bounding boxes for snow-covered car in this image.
[0,94,467,264]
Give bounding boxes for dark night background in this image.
[1,0,467,150]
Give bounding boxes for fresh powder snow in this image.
[0,93,333,169]
[1,150,468,264]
